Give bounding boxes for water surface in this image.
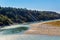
[0,24,60,40]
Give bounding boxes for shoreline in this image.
[25,20,60,36]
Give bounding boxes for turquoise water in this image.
[0,25,60,40]
[15,35,60,40]
[0,34,60,40]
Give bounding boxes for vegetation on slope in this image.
[0,6,60,26]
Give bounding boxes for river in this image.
[0,24,60,40]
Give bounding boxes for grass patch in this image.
[43,21,60,27]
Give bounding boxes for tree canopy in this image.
[0,6,60,26]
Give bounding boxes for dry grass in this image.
[43,21,60,27]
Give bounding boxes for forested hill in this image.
[0,7,60,26]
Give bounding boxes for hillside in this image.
[0,7,60,26]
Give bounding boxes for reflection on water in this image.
[0,25,29,35]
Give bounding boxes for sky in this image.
[0,0,60,13]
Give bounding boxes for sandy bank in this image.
[25,20,60,36]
